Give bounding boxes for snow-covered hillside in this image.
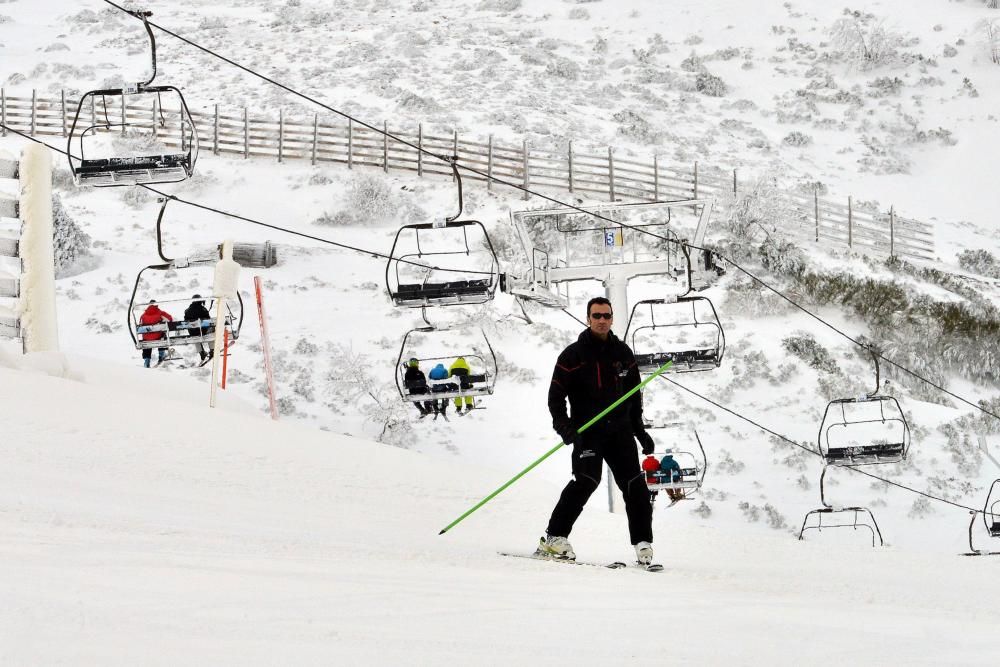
[3,0,1000,661]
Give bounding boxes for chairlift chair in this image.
[640,421,707,502]
[127,262,244,352]
[799,506,884,548]
[67,10,199,187]
[626,295,725,374]
[817,350,910,466]
[394,325,498,404]
[966,479,1000,556]
[385,160,500,308]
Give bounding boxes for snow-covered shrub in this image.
[546,56,581,80]
[568,8,589,19]
[943,44,958,58]
[738,501,761,522]
[829,16,905,69]
[695,72,727,97]
[477,0,521,11]
[680,51,704,72]
[612,109,660,143]
[691,501,712,518]
[957,249,1000,278]
[867,76,903,97]
[782,332,839,373]
[715,450,746,475]
[342,173,400,225]
[782,131,812,147]
[907,496,934,519]
[119,185,152,209]
[763,504,788,530]
[52,196,91,277]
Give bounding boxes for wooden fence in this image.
[0,89,935,261]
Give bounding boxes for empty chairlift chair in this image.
[799,348,908,548]
[967,479,1000,556]
[385,160,500,308]
[626,295,725,374]
[66,10,199,187]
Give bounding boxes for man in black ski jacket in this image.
[537,297,656,565]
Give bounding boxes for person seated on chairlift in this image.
[402,358,434,417]
[449,356,475,414]
[428,362,453,416]
[138,300,173,368]
[184,294,214,364]
[659,453,685,503]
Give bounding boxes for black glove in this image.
[558,427,579,447]
[635,429,655,455]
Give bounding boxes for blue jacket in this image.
[660,455,682,481]
[429,363,449,380]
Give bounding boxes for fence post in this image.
[653,154,659,200]
[487,134,493,192]
[814,189,820,242]
[61,90,67,137]
[0,88,6,136]
[891,208,899,257]
[608,146,616,202]
[213,104,219,155]
[31,89,37,136]
[243,107,249,159]
[693,160,699,200]
[278,109,284,163]
[347,118,353,169]
[568,140,574,193]
[119,91,126,136]
[522,138,530,201]
[417,123,423,177]
[383,120,389,173]
[311,114,318,166]
[847,196,853,248]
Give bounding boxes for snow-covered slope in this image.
[2,360,999,664]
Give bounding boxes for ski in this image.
[498,552,628,570]
[639,562,664,572]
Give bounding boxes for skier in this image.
[183,294,214,365]
[138,300,174,368]
[449,356,475,414]
[428,362,452,417]
[537,297,656,565]
[659,453,685,503]
[402,358,434,417]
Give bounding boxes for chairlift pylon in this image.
[67,9,199,187]
[966,479,1000,556]
[385,159,500,308]
[394,323,498,405]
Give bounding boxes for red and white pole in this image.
[254,276,279,420]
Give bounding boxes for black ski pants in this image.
[546,432,653,545]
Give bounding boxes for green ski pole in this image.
[438,360,672,535]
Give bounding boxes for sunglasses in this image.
[589,312,613,320]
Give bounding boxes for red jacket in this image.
[139,305,173,341]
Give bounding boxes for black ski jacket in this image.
[403,366,428,391]
[548,329,645,440]
[184,301,211,323]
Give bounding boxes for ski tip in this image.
[438,529,446,535]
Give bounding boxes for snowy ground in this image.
[3,0,1000,662]
[2,360,1000,665]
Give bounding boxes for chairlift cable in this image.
[97,1,1000,427]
